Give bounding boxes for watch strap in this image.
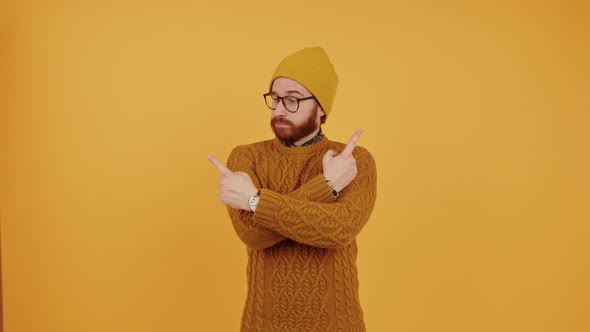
[325,179,339,198]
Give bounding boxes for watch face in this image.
[250,196,259,211]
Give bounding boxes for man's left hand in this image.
[207,154,258,211]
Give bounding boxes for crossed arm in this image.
[207,129,376,250]
[224,171,342,250]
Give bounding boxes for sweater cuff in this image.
[252,189,278,221]
[306,174,339,203]
[253,175,337,225]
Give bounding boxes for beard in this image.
[271,107,319,145]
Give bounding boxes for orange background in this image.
[1,1,589,331]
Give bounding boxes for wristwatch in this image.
[248,195,260,212]
[325,179,339,198]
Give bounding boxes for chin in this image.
[275,133,296,144]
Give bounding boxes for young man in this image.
[207,46,377,332]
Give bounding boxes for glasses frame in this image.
[263,93,316,113]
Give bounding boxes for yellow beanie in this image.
[270,46,339,118]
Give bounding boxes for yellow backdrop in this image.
[1,1,589,331]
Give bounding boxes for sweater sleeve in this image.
[252,147,377,249]
[225,145,339,250]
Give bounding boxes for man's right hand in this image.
[322,129,363,192]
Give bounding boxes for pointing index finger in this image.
[341,128,363,156]
[207,154,232,175]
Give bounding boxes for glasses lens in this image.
[283,96,298,112]
[264,94,277,109]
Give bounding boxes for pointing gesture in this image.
[341,128,363,157]
[207,154,232,176]
[322,129,363,193]
[207,154,259,211]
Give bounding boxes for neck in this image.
[293,127,321,147]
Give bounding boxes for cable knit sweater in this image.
[226,135,377,332]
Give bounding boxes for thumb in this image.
[323,149,338,159]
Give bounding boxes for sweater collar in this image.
[279,127,324,148]
[272,131,329,155]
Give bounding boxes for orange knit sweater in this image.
[226,136,377,332]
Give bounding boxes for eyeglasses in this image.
[263,93,316,113]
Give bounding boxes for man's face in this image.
[269,77,325,145]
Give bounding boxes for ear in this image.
[318,106,325,117]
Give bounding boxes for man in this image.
[207,46,377,332]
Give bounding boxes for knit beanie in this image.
[270,46,339,118]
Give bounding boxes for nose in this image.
[271,99,289,117]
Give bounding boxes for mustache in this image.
[271,117,294,126]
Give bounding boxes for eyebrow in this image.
[271,89,305,97]
[285,90,304,96]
